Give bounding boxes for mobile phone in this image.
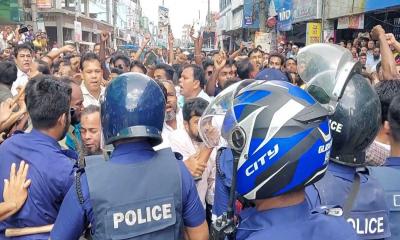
[18,26,29,34]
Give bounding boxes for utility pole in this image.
[258,0,267,32]
[113,0,118,49]
[320,0,325,43]
[207,0,211,48]
[31,0,38,32]
[207,0,210,26]
[106,0,110,23]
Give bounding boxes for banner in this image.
[36,0,52,9]
[74,21,82,42]
[158,6,169,28]
[306,22,321,45]
[158,6,169,48]
[275,0,293,31]
[254,32,272,53]
[337,14,364,29]
[243,0,277,29]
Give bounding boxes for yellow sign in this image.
[306,22,321,45]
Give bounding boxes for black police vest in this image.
[313,169,391,239]
[369,166,400,240]
[85,148,183,240]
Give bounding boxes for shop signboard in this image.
[275,0,292,31]
[337,14,364,29]
[254,31,272,52]
[306,22,321,45]
[292,0,321,23]
[328,0,400,19]
[37,0,52,9]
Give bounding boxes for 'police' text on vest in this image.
[113,203,173,229]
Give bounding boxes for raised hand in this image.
[214,51,227,71]
[371,25,386,40]
[386,33,398,46]
[61,44,76,53]
[101,31,109,43]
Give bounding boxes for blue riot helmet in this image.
[223,80,331,200]
[101,73,165,145]
[329,73,381,166]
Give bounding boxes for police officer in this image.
[51,73,208,240]
[369,95,400,239]
[302,50,391,238]
[0,75,77,239]
[216,80,359,239]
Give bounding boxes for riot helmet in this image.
[223,80,331,200]
[329,73,381,166]
[101,73,166,145]
[297,44,381,166]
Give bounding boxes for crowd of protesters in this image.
[0,22,399,239]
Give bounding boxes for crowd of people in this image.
[0,22,399,239]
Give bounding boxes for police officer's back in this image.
[369,95,400,239]
[51,73,208,240]
[305,71,391,239]
[216,80,358,240]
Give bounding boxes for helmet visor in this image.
[297,44,361,111]
[198,83,241,148]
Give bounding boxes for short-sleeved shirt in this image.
[0,129,77,239]
[81,83,105,108]
[50,141,206,240]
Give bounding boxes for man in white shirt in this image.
[160,80,186,138]
[11,43,32,96]
[80,52,105,107]
[179,64,211,103]
[176,97,215,208]
[366,47,381,73]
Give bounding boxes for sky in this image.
[140,0,219,38]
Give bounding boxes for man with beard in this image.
[80,105,102,156]
[366,47,381,73]
[0,75,76,239]
[59,78,84,152]
[157,79,209,185]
